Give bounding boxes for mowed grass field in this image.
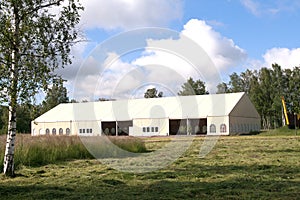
[0,132,300,199]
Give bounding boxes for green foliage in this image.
[16,104,32,133]
[0,0,84,175]
[144,88,163,98]
[0,0,84,104]
[41,78,69,114]
[228,72,244,93]
[218,64,300,129]
[178,77,209,96]
[0,106,8,134]
[1,104,32,134]
[216,82,229,94]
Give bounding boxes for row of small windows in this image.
[45,128,71,135]
[142,127,159,133]
[79,128,93,134]
[37,123,259,135]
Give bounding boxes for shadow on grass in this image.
[1,164,299,199]
[0,177,299,200]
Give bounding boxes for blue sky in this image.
[56,0,300,100]
[181,0,300,59]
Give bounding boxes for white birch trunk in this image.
[3,106,17,176]
[3,21,17,175]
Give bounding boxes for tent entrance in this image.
[117,121,133,136]
[169,119,187,135]
[169,118,207,135]
[189,118,207,135]
[101,121,116,136]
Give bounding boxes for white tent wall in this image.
[229,117,260,134]
[132,118,169,136]
[31,120,102,136]
[207,116,229,135]
[32,121,73,136]
[31,93,261,136]
[73,120,102,136]
[229,93,261,134]
[230,94,260,119]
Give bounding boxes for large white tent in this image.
[31,92,261,136]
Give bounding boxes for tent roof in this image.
[33,92,249,122]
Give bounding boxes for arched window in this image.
[59,128,63,135]
[220,124,227,133]
[52,128,56,135]
[46,128,50,135]
[210,124,216,133]
[66,128,71,135]
[39,129,43,135]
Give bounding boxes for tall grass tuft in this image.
[0,134,147,171]
[81,136,148,159]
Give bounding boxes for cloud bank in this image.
[60,19,249,100]
[263,48,300,69]
[80,0,183,30]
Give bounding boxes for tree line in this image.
[0,78,69,134]
[217,64,300,129]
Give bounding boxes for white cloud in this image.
[71,53,139,101]
[80,0,183,30]
[241,0,260,16]
[131,19,247,93]
[263,48,300,69]
[240,0,300,16]
[181,19,247,71]
[58,19,248,100]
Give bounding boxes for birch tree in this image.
[0,0,83,176]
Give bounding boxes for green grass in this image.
[0,135,147,171]
[260,126,299,136]
[0,134,300,199]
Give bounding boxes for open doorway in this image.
[101,121,116,136]
[169,119,187,135]
[189,118,207,135]
[117,121,133,136]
